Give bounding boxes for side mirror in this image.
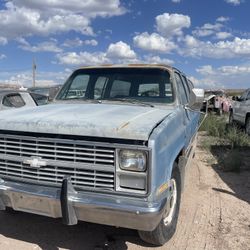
[189,88,205,110]
[232,96,236,101]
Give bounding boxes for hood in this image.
[0,103,173,140]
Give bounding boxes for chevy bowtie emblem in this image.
[23,157,47,169]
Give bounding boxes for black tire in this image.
[229,111,234,125]
[138,164,181,246]
[245,116,250,136]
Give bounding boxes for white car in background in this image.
[230,88,250,135]
[0,90,37,111]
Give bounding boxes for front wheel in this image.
[245,116,250,136]
[138,165,181,246]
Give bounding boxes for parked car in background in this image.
[0,89,37,111]
[29,92,50,105]
[0,65,204,246]
[28,85,61,102]
[230,88,250,135]
[202,90,231,114]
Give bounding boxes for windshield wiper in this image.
[59,97,100,103]
[107,98,155,107]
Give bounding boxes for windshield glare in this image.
[56,68,174,104]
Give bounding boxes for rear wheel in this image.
[229,111,235,125]
[138,165,181,246]
[245,116,250,135]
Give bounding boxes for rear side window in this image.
[181,75,192,101]
[175,72,188,104]
[3,94,26,108]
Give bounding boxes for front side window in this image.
[175,72,188,104]
[63,74,89,99]
[57,68,174,104]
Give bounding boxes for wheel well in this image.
[174,149,185,191]
[175,148,185,165]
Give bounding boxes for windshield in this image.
[56,68,174,104]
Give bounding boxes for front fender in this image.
[148,109,187,202]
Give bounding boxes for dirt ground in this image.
[0,135,249,250]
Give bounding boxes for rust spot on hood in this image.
[117,121,130,131]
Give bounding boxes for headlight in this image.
[118,150,147,172]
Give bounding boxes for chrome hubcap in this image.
[163,179,177,226]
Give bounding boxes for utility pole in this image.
[32,58,36,87]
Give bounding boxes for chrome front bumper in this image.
[0,177,167,231]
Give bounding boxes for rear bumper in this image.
[0,178,167,231]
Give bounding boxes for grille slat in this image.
[0,142,115,157]
[0,139,114,153]
[0,133,116,191]
[0,148,114,164]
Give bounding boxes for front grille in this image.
[0,133,116,191]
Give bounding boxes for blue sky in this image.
[0,0,250,89]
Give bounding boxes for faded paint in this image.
[0,103,173,141]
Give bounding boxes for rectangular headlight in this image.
[118,150,147,172]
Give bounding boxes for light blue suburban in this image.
[0,65,204,245]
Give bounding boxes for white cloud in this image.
[216,16,230,22]
[133,32,177,53]
[0,2,93,38]
[106,41,136,59]
[196,65,216,75]
[156,13,191,37]
[143,55,174,65]
[0,1,125,40]
[0,54,6,60]
[57,41,138,66]
[188,76,201,87]
[225,0,242,5]
[171,0,181,3]
[57,52,110,66]
[63,38,98,47]
[0,37,8,45]
[192,23,223,37]
[0,69,69,87]
[218,65,250,75]
[196,64,250,89]
[215,32,232,40]
[182,36,250,59]
[84,40,98,46]
[12,0,126,18]
[18,39,62,53]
